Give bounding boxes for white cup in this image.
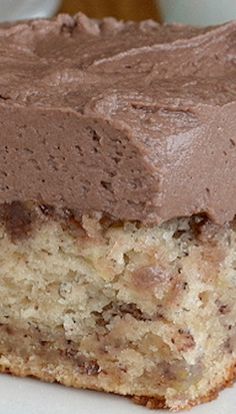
[0,0,62,22]
[157,0,236,26]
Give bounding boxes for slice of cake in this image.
[0,13,236,411]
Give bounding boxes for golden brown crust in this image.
[132,395,166,409]
[0,356,235,411]
[133,363,236,411]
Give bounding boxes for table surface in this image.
[60,0,160,21]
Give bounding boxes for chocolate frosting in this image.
[0,13,236,224]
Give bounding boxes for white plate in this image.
[0,374,235,414]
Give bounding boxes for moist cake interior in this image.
[0,202,235,410]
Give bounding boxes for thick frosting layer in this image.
[0,13,236,224]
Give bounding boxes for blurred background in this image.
[0,0,235,26]
[0,0,160,23]
[60,0,236,25]
[60,0,160,21]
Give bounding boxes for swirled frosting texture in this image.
[0,13,236,224]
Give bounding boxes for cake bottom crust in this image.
[0,206,236,410]
[133,363,236,410]
[0,350,235,411]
